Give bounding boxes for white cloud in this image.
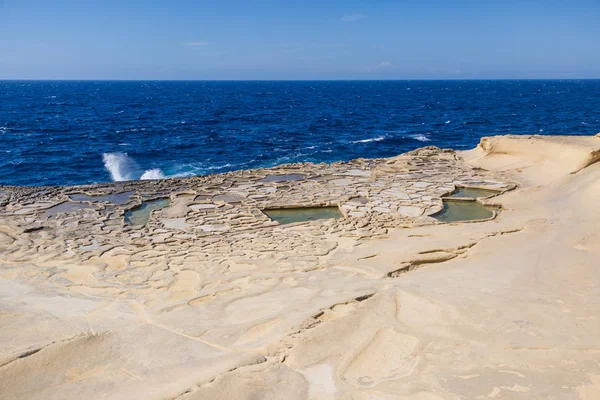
[341,14,365,22]
[184,41,209,47]
[373,61,393,69]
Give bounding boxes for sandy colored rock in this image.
[0,135,599,399]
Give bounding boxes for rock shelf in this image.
[3,135,600,399]
[0,146,515,327]
[0,146,514,274]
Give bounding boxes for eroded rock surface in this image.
[1,137,600,399]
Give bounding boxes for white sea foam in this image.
[352,136,386,144]
[408,134,431,142]
[102,152,165,182]
[140,168,165,180]
[170,171,196,178]
[206,163,234,170]
[103,153,139,181]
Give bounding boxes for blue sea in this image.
[1,80,599,187]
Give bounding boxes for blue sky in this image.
[1,0,599,80]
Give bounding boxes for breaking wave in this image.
[408,134,431,142]
[140,168,165,180]
[351,136,386,144]
[102,152,165,181]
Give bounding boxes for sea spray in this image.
[140,168,165,180]
[102,153,140,181]
[102,152,165,181]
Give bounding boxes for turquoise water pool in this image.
[263,207,342,225]
[124,198,171,225]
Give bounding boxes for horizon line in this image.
[1,78,600,82]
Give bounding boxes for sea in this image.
[1,80,599,187]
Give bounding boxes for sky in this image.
[0,0,599,80]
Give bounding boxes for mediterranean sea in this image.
[1,80,599,186]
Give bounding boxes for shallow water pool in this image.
[69,191,135,205]
[433,201,495,223]
[125,198,170,225]
[44,202,94,217]
[447,187,500,199]
[263,206,342,225]
[260,174,305,183]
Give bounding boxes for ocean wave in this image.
[102,153,137,181]
[169,171,197,178]
[162,158,265,178]
[140,168,165,180]
[102,152,165,181]
[352,136,386,144]
[407,134,431,142]
[205,163,234,170]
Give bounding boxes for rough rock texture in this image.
[1,136,600,399]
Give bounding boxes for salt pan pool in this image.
[263,206,342,225]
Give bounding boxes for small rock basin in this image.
[125,198,170,225]
[44,202,94,217]
[446,187,500,199]
[69,191,135,205]
[433,200,496,223]
[259,174,305,183]
[263,206,343,225]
